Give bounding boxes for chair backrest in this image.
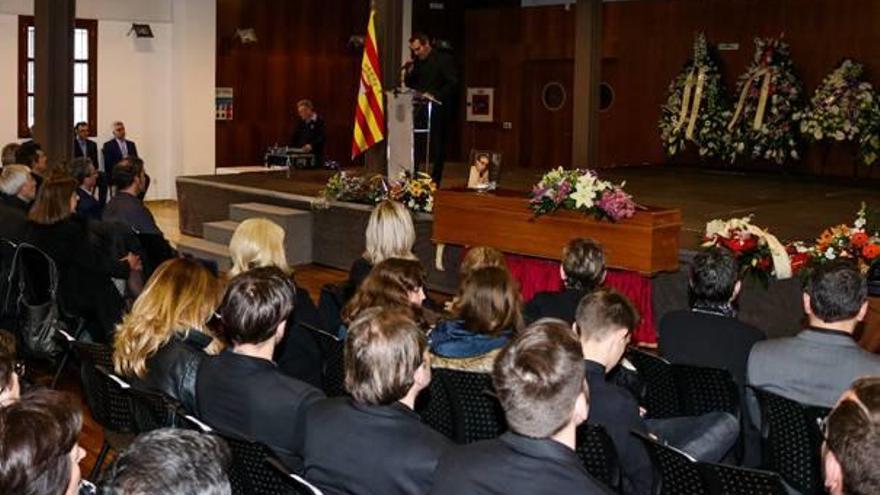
[634,431,709,495]
[434,368,507,444]
[575,423,622,492]
[302,323,346,397]
[416,373,456,440]
[317,283,346,338]
[214,430,300,495]
[750,387,830,495]
[127,386,181,433]
[626,348,682,418]
[672,364,740,417]
[266,457,324,495]
[698,462,788,495]
[89,363,138,435]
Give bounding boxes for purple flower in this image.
[598,187,636,221]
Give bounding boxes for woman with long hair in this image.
[227,217,324,387]
[347,200,418,291]
[25,170,139,341]
[113,258,224,413]
[341,257,429,336]
[431,266,524,373]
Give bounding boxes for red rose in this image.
[851,232,869,248]
[721,235,758,253]
[863,243,880,260]
[756,257,771,271]
[790,252,810,273]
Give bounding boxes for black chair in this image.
[672,365,740,418]
[214,429,302,495]
[302,323,346,397]
[698,462,788,495]
[317,283,346,337]
[85,362,138,480]
[434,368,507,444]
[750,387,830,495]
[626,348,682,418]
[416,372,456,440]
[576,423,622,493]
[127,386,182,432]
[267,457,324,495]
[634,431,709,495]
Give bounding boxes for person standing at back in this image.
[290,99,325,167]
[101,121,138,184]
[72,122,105,204]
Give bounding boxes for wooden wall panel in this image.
[215,0,369,167]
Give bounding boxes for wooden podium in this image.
[432,189,682,275]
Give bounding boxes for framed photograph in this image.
[467,149,502,190]
[466,87,494,122]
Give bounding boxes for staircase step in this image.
[227,203,314,265]
[176,237,231,273]
[202,220,240,246]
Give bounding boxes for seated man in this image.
[0,165,36,241]
[290,99,325,167]
[103,157,160,235]
[304,307,451,494]
[659,248,765,389]
[69,157,103,221]
[430,319,613,495]
[748,261,880,409]
[524,238,605,324]
[98,428,231,495]
[73,121,105,205]
[577,288,739,495]
[822,377,880,495]
[197,266,325,471]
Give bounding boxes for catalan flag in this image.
[352,10,385,159]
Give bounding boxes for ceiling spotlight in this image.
[235,28,258,44]
[127,23,154,38]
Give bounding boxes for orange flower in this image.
[817,229,835,246]
[851,232,869,248]
[863,243,880,260]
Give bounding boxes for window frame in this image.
[17,15,98,138]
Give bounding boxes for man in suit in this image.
[103,157,162,235]
[101,121,139,188]
[0,165,35,241]
[403,33,458,186]
[290,99,325,168]
[304,307,451,494]
[822,377,880,495]
[524,238,606,324]
[69,157,102,222]
[73,122,106,205]
[430,319,613,495]
[659,248,766,390]
[197,267,325,472]
[748,261,880,410]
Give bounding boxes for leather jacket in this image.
[138,329,213,413]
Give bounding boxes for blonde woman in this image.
[113,258,224,413]
[348,200,419,290]
[228,217,324,388]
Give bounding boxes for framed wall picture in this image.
[466,87,494,122]
[467,149,502,190]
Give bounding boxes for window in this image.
[17,16,98,138]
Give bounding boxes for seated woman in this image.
[431,266,524,373]
[228,217,324,388]
[340,258,429,337]
[347,200,418,293]
[113,258,223,413]
[26,171,139,342]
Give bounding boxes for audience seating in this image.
[697,462,788,495]
[575,423,622,492]
[127,386,182,432]
[84,361,136,479]
[626,348,682,418]
[428,369,507,444]
[0,238,17,325]
[416,373,456,439]
[317,283,346,337]
[750,387,831,495]
[266,457,325,495]
[213,429,307,495]
[302,322,345,397]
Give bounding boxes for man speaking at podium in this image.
[291,99,326,168]
[403,33,458,186]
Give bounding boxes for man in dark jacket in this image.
[525,237,606,324]
[101,121,139,188]
[403,33,458,186]
[290,99,325,168]
[72,122,105,205]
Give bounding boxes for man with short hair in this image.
[0,165,36,241]
[98,428,231,495]
[14,141,49,188]
[430,319,613,495]
[197,267,325,471]
[660,248,765,389]
[73,122,106,205]
[290,99,325,167]
[304,307,451,494]
[577,288,739,495]
[525,238,606,324]
[69,157,102,221]
[103,157,161,235]
[748,261,880,409]
[1,142,19,167]
[822,377,880,495]
[101,121,139,187]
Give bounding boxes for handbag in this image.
[12,244,67,360]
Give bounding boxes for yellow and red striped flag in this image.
[351,10,385,159]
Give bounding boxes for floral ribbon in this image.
[686,67,707,139]
[673,67,708,139]
[674,70,695,134]
[744,223,792,280]
[728,68,771,131]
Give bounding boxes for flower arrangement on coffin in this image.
[319,171,386,204]
[528,167,637,222]
[659,33,732,160]
[798,59,880,166]
[793,204,880,275]
[702,216,792,282]
[726,36,804,165]
[388,172,437,213]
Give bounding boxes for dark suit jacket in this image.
[429,431,614,495]
[101,138,138,179]
[659,310,766,390]
[196,350,325,472]
[275,282,325,389]
[404,49,459,105]
[304,398,452,495]
[584,360,653,495]
[524,288,589,324]
[291,116,326,165]
[73,138,100,170]
[75,188,103,222]
[103,192,161,235]
[0,200,27,242]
